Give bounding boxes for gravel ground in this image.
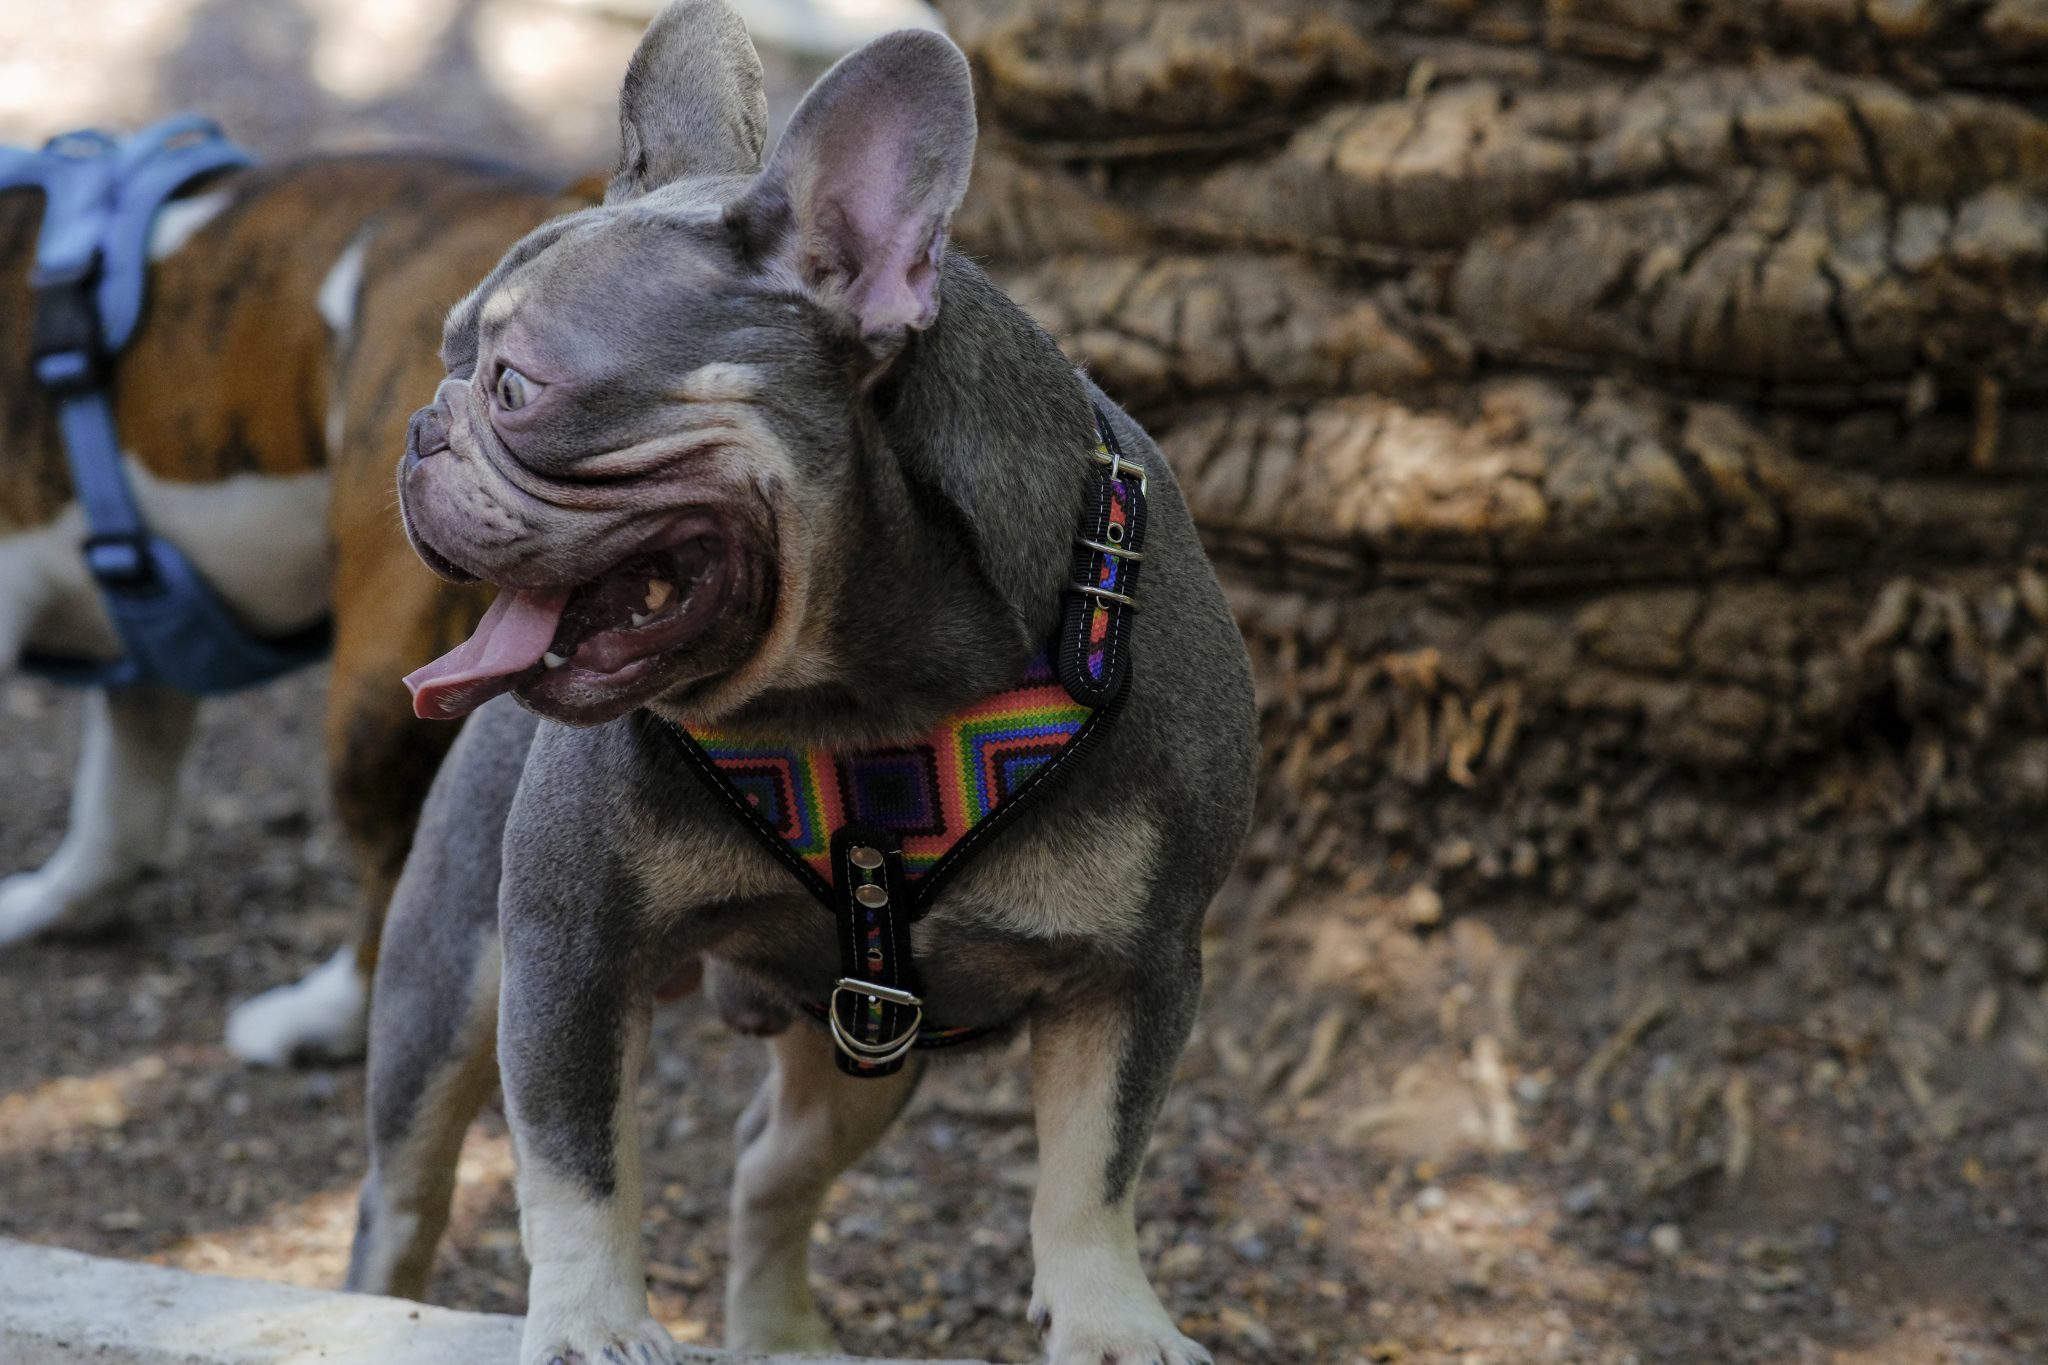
[4,668,2047,1365]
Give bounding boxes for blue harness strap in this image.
[1,116,332,693]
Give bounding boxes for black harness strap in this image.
[1056,411,1146,706]
[825,826,923,1078]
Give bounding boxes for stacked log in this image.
[939,0,2048,931]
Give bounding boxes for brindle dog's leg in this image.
[0,684,197,943]
[726,1025,923,1352]
[225,570,477,1065]
[1027,953,1211,1365]
[346,699,530,1297]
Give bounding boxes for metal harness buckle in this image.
[1075,535,1143,561]
[1071,582,1136,608]
[1073,442,1143,605]
[1090,442,1147,495]
[827,977,924,1067]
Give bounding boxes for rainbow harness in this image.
[661,407,1146,1076]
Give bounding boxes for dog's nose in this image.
[402,402,451,474]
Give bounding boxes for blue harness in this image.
[2,115,330,693]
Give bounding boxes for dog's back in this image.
[0,156,546,531]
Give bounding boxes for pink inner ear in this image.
[847,226,941,334]
[818,113,945,335]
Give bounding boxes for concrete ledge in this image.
[0,1238,983,1365]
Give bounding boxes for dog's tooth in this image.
[645,579,673,610]
[542,652,566,670]
[630,611,649,627]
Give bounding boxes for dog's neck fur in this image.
[885,256,1092,631]
[702,254,1094,745]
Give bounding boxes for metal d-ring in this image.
[828,978,924,1066]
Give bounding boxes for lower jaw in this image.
[512,654,665,725]
[509,608,757,726]
[510,550,732,723]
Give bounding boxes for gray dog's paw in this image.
[524,1315,682,1365]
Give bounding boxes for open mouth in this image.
[404,528,737,722]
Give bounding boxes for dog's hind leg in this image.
[226,570,474,1065]
[346,699,532,1298]
[0,684,197,945]
[346,919,500,1300]
[725,1025,923,1353]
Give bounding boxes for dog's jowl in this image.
[347,4,1257,1363]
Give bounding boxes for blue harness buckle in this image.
[29,268,104,393]
[82,532,156,592]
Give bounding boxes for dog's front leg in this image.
[1028,975,1211,1365]
[0,684,197,944]
[500,882,677,1365]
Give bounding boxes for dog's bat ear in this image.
[726,27,975,345]
[608,0,769,202]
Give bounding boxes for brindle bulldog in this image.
[0,136,603,1062]
[343,4,1255,1363]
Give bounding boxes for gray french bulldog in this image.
[342,4,1256,1364]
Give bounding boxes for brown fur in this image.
[0,153,605,979]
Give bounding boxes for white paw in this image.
[0,866,132,945]
[225,947,368,1066]
[524,1314,682,1365]
[1031,1286,1212,1365]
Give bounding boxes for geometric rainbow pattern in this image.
[688,651,1093,882]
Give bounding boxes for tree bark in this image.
[941,0,2048,924]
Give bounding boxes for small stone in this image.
[1402,884,1443,927]
[1218,1306,1278,1351]
[2006,932,2048,981]
[1561,1179,1609,1217]
[1650,1223,1684,1258]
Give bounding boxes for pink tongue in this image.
[404,587,571,720]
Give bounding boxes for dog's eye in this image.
[495,366,535,412]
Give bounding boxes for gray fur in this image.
[356,5,1254,1362]
[608,0,768,199]
[348,698,535,1298]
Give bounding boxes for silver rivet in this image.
[855,884,889,908]
[850,845,884,870]
[1106,523,1124,544]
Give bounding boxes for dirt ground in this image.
[2,664,2044,1365]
